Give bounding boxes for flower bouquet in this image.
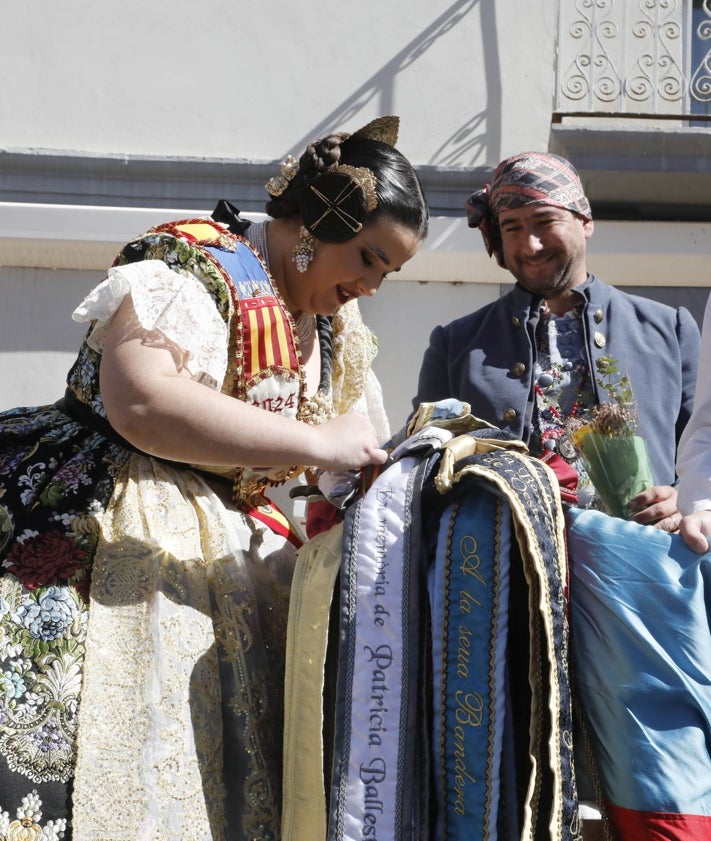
[570,357,654,519]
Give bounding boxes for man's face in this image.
[497,204,593,300]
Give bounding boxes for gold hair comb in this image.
[350,115,399,147]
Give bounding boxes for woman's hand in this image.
[679,511,711,554]
[311,412,388,472]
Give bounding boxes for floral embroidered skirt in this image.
[0,404,294,841]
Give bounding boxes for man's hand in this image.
[626,485,680,531]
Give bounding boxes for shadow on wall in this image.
[274,0,501,170]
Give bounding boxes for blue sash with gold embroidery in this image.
[431,446,580,841]
[430,488,512,841]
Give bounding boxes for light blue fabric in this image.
[427,398,471,421]
[567,507,711,815]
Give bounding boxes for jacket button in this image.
[594,308,604,323]
[503,408,517,423]
[512,316,521,328]
[512,362,526,377]
[594,331,606,348]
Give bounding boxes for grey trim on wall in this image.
[550,125,711,221]
[0,148,482,217]
[4,131,711,223]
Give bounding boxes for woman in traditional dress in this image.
[0,115,428,841]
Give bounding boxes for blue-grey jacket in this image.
[414,275,700,486]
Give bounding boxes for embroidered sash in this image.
[148,224,305,541]
[429,488,512,841]
[282,525,345,841]
[202,240,302,410]
[435,444,580,841]
[202,238,305,543]
[143,220,309,542]
[337,438,579,840]
[328,453,432,841]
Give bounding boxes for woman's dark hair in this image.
[266,131,429,243]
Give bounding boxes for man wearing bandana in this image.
[415,150,699,528]
[413,151,700,838]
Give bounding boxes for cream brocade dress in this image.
[0,216,388,841]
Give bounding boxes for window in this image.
[554,0,711,123]
[691,0,711,122]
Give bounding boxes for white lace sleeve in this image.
[72,260,228,389]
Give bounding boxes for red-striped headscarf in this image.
[466,152,592,266]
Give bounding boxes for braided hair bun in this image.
[266,133,346,222]
[265,118,429,245]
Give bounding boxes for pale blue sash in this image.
[328,452,431,841]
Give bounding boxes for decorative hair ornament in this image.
[350,115,400,147]
[292,225,316,273]
[308,165,378,236]
[265,154,299,197]
[338,165,378,212]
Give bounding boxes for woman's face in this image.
[285,218,422,316]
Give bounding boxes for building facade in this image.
[1,0,710,427]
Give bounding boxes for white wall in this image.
[0,268,98,410]
[357,279,500,432]
[2,0,710,427]
[0,1,557,167]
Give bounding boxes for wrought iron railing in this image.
[554,0,711,122]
